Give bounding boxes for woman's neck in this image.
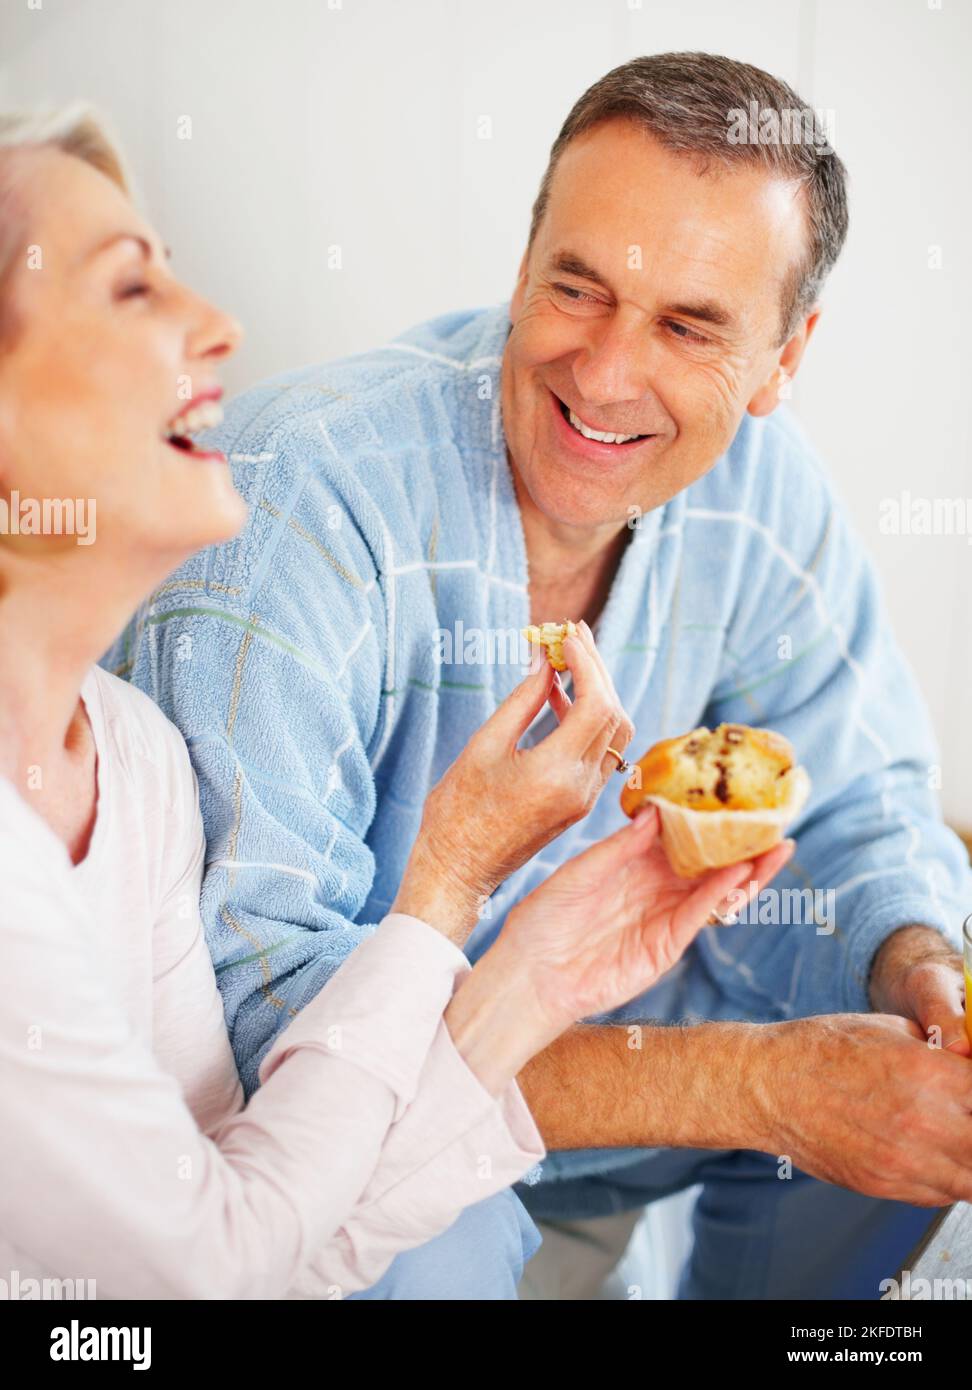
[0,554,154,786]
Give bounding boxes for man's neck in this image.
[510,460,632,629]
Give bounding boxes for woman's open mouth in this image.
[162,398,226,459]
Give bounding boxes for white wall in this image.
[3,0,970,824]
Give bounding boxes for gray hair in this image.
[0,104,129,335]
[527,52,849,345]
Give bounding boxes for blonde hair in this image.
[0,104,130,334]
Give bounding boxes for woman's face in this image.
[0,146,247,571]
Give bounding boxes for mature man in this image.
[108,52,972,1299]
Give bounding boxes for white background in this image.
[2,0,970,828]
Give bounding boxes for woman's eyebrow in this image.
[79,232,171,267]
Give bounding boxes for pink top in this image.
[0,666,544,1299]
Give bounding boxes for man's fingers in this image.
[906,964,971,1055]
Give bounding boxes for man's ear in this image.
[748,308,821,417]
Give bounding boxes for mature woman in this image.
[0,107,792,1299]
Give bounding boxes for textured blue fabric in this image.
[517,1147,933,1300]
[347,1189,541,1301]
[103,300,971,1293]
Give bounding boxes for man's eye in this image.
[553,283,601,306]
[664,319,708,345]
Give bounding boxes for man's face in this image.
[502,119,813,529]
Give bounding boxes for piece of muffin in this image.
[522,620,578,672]
[620,722,810,878]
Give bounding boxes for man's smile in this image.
[546,386,660,462]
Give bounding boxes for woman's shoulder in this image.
[87,664,199,814]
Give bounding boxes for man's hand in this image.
[748,1012,972,1207]
[869,925,970,1056]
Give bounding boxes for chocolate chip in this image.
[713,761,730,804]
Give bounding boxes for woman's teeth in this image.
[164,398,224,442]
[562,399,645,445]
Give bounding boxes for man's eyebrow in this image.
[548,251,613,289]
[82,232,171,266]
[663,298,735,329]
[550,251,735,329]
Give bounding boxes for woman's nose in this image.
[188,297,243,363]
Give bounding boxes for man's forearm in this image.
[517,1020,770,1152]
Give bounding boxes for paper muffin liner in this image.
[642,766,811,879]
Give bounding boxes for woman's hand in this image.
[499,805,795,1039]
[444,806,795,1093]
[392,621,634,940]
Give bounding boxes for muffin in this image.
[522,620,578,672]
[620,722,810,877]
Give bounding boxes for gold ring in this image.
[607,746,631,775]
[707,908,738,927]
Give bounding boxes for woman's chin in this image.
[137,487,250,562]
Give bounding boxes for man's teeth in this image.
[165,399,224,439]
[565,404,643,444]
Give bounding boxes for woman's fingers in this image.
[576,619,615,693]
[547,804,661,893]
[572,622,636,766]
[474,654,556,752]
[675,858,757,939]
[697,839,797,925]
[541,629,631,768]
[548,671,572,724]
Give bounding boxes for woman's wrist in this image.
[444,942,563,1097]
[391,828,488,946]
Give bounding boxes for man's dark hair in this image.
[528,52,849,345]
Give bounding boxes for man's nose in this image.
[571,313,656,404]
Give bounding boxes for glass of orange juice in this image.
[965,914,972,1046]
